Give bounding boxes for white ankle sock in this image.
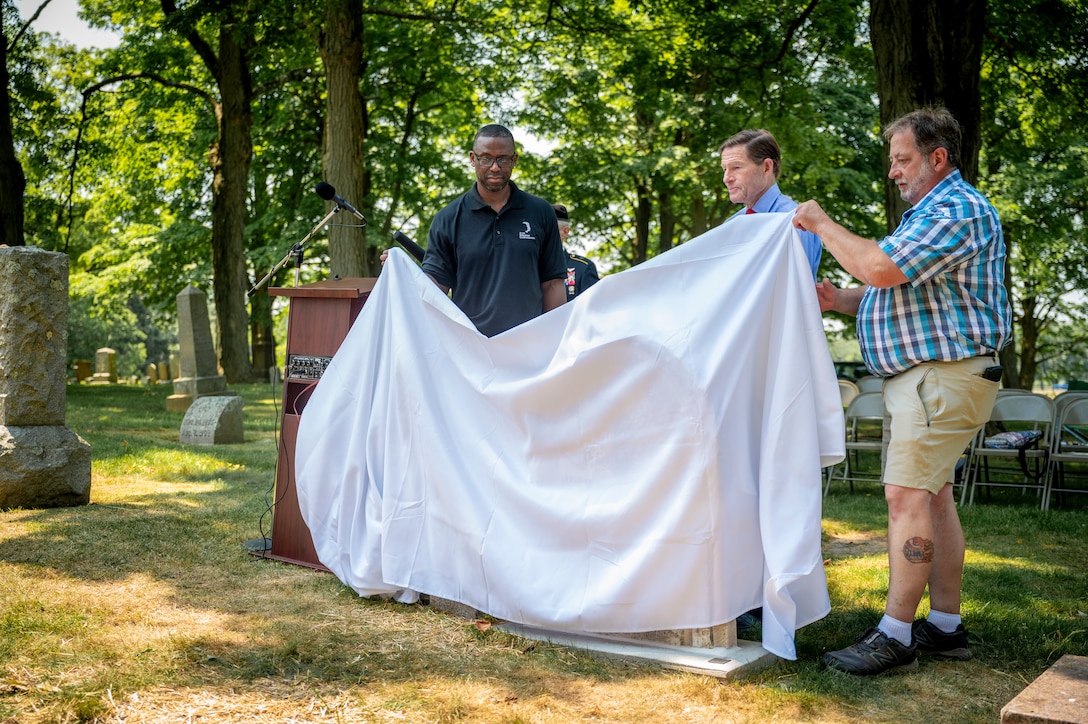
[927,609,962,634]
[877,614,913,646]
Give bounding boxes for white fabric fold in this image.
[295,212,845,659]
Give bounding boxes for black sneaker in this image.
[737,607,762,634]
[912,619,972,660]
[822,627,918,676]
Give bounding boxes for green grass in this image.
[0,382,1085,722]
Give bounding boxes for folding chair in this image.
[838,379,860,408]
[855,375,883,394]
[961,393,1055,508]
[1043,396,1088,510]
[825,391,884,496]
[1054,390,1088,422]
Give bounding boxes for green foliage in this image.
[981,0,1088,385]
[6,0,1088,385]
[513,0,881,272]
[66,294,148,378]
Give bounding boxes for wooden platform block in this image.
[1001,654,1088,724]
[430,596,769,679]
[498,622,776,680]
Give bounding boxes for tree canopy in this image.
[3,0,1086,387]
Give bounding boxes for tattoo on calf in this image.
[903,536,935,564]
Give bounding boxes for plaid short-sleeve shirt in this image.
[858,169,1012,377]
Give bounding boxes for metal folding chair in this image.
[838,379,860,408]
[1043,396,1088,510]
[855,375,883,394]
[825,391,884,496]
[961,393,1056,508]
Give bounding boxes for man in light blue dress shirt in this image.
[719,129,823,637]
[719,129,822,280]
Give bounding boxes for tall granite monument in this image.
[166,285,230,412]
[0,246,92,508]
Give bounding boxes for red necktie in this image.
[746,207,756,214]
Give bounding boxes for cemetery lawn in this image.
[1,382,1086,723]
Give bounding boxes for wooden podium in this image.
[262,278,377,570]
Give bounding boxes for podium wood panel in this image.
[264,278,376,570]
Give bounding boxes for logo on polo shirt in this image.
[519,221,535,240]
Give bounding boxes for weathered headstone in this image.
[167,285,229,412]
[72,360,91,382]
[169,353,180,380]
[179,395,244,445]
[89,347,117,384]
[145,363,158,383]
[157,360,170,382]
[0,246,92,509]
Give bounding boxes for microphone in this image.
[315,181,367,224]
[393,231,426,263]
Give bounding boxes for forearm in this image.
[426,273,451,296]
[817,219,906,288]
[794,201,907,288]
[541,278,566,312]
[833,286,866,316]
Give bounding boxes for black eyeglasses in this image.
[473,155,516,169]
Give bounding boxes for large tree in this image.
[869,0,987,228]
[317,0,368,278]
[311,0,516,278]
[159,0,256,382]
[76,0,319,382]
[1,0,26,247]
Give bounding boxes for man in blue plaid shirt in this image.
[793,107,1012,676]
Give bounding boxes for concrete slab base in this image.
[1001,654,1088,724]
[498,622,778,680]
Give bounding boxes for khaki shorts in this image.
[880,356,1000,494]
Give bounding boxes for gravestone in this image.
[89,347,117,384]
[169,353,180,380]
[0,246,92,509]
[179,395,244,445]
[72,360,91,382]
[145,363,158,383]
[157,360,170,382]
[167,285,230,412]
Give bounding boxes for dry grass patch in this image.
[1,384,1085,723]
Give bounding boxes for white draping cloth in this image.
[295,212,845,660]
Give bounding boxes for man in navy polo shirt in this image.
[420,124,567,337]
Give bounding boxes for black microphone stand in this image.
[248,206,342,298]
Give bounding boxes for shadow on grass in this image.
[2,384,1085,723]
[4,385,646,704]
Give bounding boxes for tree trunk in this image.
[657,184,675,256]
[320,0,370,279]
[1017,294,1040,389]
[248,165,277,377]
[870,0,986,232]
[209,24,256,382]
[0,26,26,247]
[249,287,276,379]
[633,183,651,265]
[997,257,1019,387]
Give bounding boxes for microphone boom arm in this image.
[248,205,342,298]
